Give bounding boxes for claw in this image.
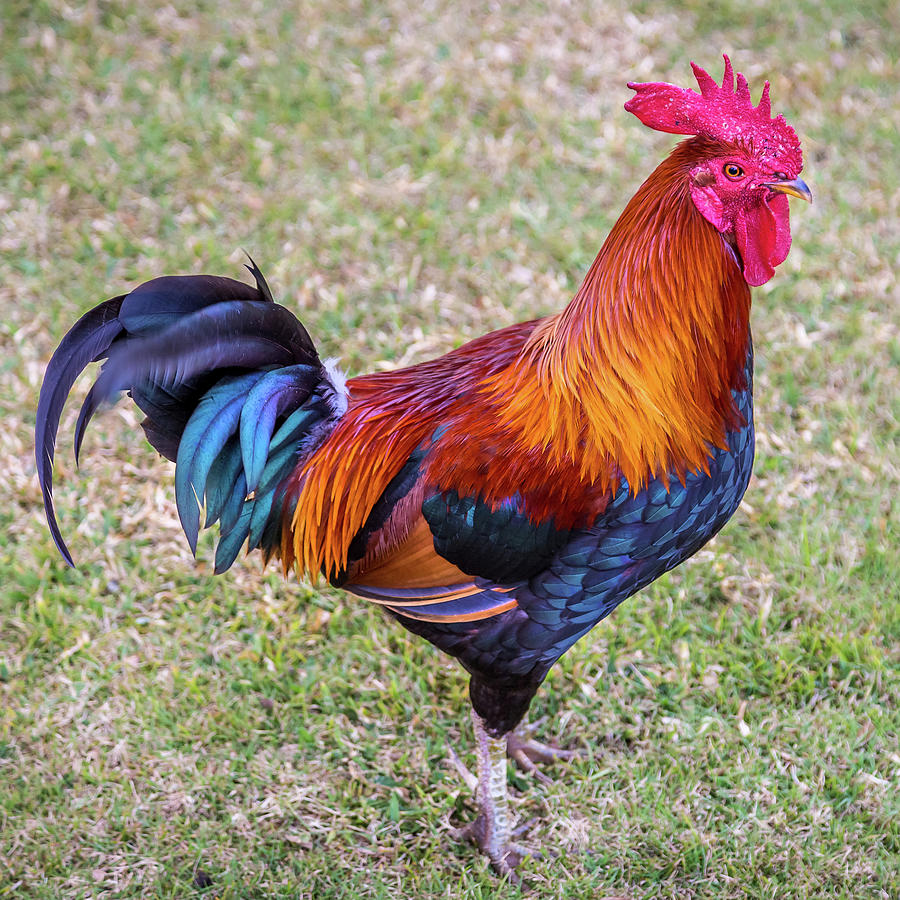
[508,745,554,784]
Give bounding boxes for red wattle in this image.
[734,193,791,287]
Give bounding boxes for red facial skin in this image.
[689,154,792,286]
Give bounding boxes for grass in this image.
[1,0,898,897]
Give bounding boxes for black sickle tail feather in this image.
[35,260,344,570]
[35,296,127,566]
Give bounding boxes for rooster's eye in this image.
[723,163,744,180]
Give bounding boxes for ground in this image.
[1,0,898,897]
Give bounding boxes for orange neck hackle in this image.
[493,138,752,494]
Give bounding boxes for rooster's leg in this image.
[451,709,534,877]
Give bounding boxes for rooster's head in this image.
[626,55,811,286]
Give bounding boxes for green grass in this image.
[2,1,898,897]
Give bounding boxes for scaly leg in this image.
[451,709,535,877]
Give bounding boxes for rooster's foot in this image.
[450,815,539,880]
[506,730,580,784]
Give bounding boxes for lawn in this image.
[1,0,898,897]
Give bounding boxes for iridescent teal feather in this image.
[239,364,318,492]
[175,372,266,553]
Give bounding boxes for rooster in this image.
[36,57,809,875]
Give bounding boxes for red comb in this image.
[625,55,802,176]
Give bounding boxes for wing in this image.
[339,454,573,623]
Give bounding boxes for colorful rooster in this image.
[36,57,809,874]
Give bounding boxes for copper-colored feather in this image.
[349,516,471,591]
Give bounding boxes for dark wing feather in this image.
[422,489,572,583]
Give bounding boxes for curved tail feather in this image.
[35,296,126,565]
